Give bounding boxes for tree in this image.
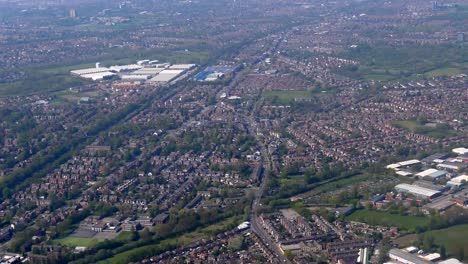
[440,245,447,260]
[140,228,153,242]
[423,235,435,252]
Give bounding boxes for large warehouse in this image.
[395,183,441,199]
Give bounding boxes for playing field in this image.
[346,209,430,230]
[263,90,313,104]
[394,224,468,261]
[55,237,102,248]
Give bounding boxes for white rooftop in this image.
[438,258,464,264]
[71,67,110,76]
[168,64,196,70]
[449,174,468,183]
[398,159,421,166]
[81,71,116,81]
[416,169,439,177]
[395,183,440,198]
[452,147,468,155]
[109,64,143,72]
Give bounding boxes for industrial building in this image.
[416,169,448,181]
[452,147,468,155]
[132,68,164,76]
[386,159,421,170]
[70,67,111,76]
[388,248,430,264]
[80,72,116,81]
[109,64,143,72]
[121,75,151,80]
[194,65,241,81]
[70,61,196,84]
[447,175,468,187]
[394,183,441,199]
[168,64,196,70]
[149,69,185,83]
[436,162,465,171]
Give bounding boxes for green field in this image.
[394,224,468,261]
[424,67,463,78]
[336,43,468,82]
[394,120,457,139]
[263,90,314,104]
[346,209,430,230]
[55,237,102,248]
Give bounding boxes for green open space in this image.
[394,120,457,139]
[55,237,102,248]
[263,90,314,104]
[394,224,468,261]
[346,209,430,230]
[336,43,468,82]
[424,67,463,78]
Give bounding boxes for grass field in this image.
[394,120,457,139]
[55,237,102,248]
[294,173,369,200]
[0,75,91,97]
[346,209,430,230]
[394,224,468,261]
[424,67,463,78]
[336,43,468,82]
[263,90,314,104]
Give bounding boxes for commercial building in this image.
[149,69,184,83]
[71,67,111,76]
[439,259,464,264]
[452,147,468,155]
[388,249,430,264]
[132,68,164,76]
[416,169,448,181]
[447,175,468,187]
[80,72,116,81]
[386,159,421,170]
[121,75,151,80]
[436,162,465,172]
[394,183,441,199]
[168,64,196,70]
[109,64,143,72]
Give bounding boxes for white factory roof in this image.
[71,67,110,76]
[396,170,413,176]
[438,258,464,264]
[448,175,468,184]
[159,69,184,74]
[149,69,184,82]
[386,163,401,170]
[109,64,143,72]
[422,253,440,261]
[387,159,420,170]
[398,159,421,166]
[452,147,468,155]
[168,64,196,70]
[121,75,150,80]
[132,68,164,75]
[81,72,116,81]
[395,183,440,198]
[405,246,418,253]
[416,169,439,177]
